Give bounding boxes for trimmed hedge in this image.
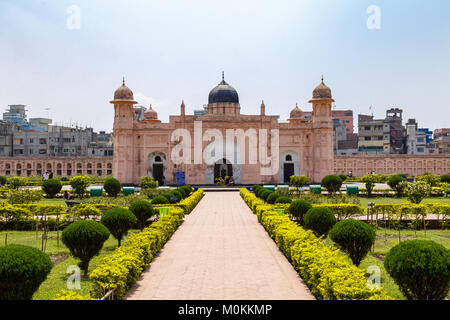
[304,207,336,237]
[240,188,392,300]
[104,178,122,197]
[42,179,62,198]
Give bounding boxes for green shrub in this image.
[129,200,154,231]
[169,190,182,203]
[42,178,62,198]
[304,207,336,237]
[339,174,347,182]
[179,185,191,197]
[321,175,343,194]
[289,200,312,225]
[61,221,110,276]
[267,192,280,204]
[329,219,375,266]
[7,189,43,204]
[384,240,450,300]
[290,175,309,188]
[176,187,186,198]
[7,177,29,190]
[256,187,266,198]
[251,185,262,192]
[260,189,272,201]
[139,176,158,189]
[70,175,92,198]
[101,208,137,246]
[387,175,407,197]
[360,174,378,198]
[0,176,7,186]
[441,174,450,183]
[103,177,122,197]
[275,196,292,204]
[151,195,170,205]
[418,174,441,187]
[401,181,432,204]
[0,244,53,300]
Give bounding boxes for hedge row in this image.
[240,188,392,300]
[56,189,204,300]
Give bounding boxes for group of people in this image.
[42,171,54,181]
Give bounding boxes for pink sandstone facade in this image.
[111,76,335,185]
[335,155,450,177]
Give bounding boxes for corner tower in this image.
[110,78,137,183]
[309,77,334,182]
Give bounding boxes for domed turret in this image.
[208,72,239,104]
[143,105,158,120]
[114,78,134,100]
[290,104,304,119]
[311,77,332,100]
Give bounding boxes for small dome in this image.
[290,104,304,119]
[114,79,134,100]
[312,78,332,100]
[144,106,158,120]
[208,74,239,104]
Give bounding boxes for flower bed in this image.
[240,188,392,300]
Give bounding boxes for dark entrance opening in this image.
[283,163,294,183]
[214,159,233,183]
[153,164,164,186]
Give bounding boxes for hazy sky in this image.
[0,0,449,132]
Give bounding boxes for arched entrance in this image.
[214,158,233,182]
[280,151,299,183]
[147,152,167,186]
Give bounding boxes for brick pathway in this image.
[126,192,314,300]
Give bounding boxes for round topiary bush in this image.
[339,174,347,182]
[267,192,280,204]
[101,208,137,247]
[151,195,170,205]
[441,174,450,183]
[0,175,7,186]
[304,207,336,237]
[0,244,53,300]
[103,177,122,197]
[387,175,407,197]
[275,196,292,204]
[384,240,450,300]
[180,185,192,197]
[251,185,261,192]
[260,189,273,201]
[288,200,312,225]
[42,178,62,198]
[61,220,110,276]
[321,175,343,194]
[256,187,266,198]
[176,187,186,198]
[169,190,182,203]
[160,192,172,202]
[329,219,375,266]
[129,200,154,231]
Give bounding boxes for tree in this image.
[129,200,155,231]
[0,244,53,300]
[139,176,159,189]
[7,176,29,190]
[387,175,407,197]
[361,174,378,198]
[384,240,450,300]
[42,178,62,198]
[103,177,122,197]
[304,207,336,237]
[101,208,137,246]
[61,221,110,276]
[288,200,312,225]
[401,181,432,204]
[290,175,309,189]
[321,175,343,194]
[70,175,92,198]
[329,219,375,266]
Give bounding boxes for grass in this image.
[0,229,139,300]
[326,228,450,300]
[358,196,450,208]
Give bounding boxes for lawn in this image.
[0,229,139,300]
[326,228,450,300]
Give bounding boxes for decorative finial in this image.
[321,75,324,83]
[222,71,225,81]
[296,102,298,108]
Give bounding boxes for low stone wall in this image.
[0,156,113,177]
[334,155,450,177]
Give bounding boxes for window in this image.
[365,137,371,141]
[155,156,162,162]
[39,138,47,144]
[417,148,425,153]
[285,155,292,161]
[417,137,424,143]
[364,126,371,131]
[14,149,24,155]
[344,112,352,116]
[30,138,34,144]
[29,149,33,154]
[378,136,383,140]
[0,137,5,144]
[92,150,95,155]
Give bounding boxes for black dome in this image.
[208,80,239,104]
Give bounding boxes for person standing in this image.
[49,172,53,179]
[43,172,48,181]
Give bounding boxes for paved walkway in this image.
[126,192,314,300]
